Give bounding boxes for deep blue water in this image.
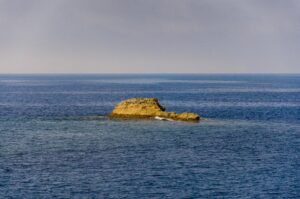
[0,74,299,198]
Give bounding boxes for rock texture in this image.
[109,98,200,122]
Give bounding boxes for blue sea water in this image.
[0,74,299,198]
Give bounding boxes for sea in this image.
[0,74,299,198]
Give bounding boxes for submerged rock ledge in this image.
[109,98,200,122]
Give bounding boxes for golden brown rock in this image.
[176,112,200,121]
[109,98,200,122]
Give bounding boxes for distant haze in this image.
[0,0,299,73]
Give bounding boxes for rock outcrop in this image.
[109,98,200,122]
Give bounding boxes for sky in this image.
[0,0,299,73]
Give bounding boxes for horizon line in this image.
[0,73,300,76]
[0,72,300,75]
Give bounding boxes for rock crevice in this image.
[109,98,200,122]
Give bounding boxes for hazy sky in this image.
[0,0,299,73]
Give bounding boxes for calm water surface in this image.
[0,74,299,198]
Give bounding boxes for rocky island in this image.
[109,98,200,122]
